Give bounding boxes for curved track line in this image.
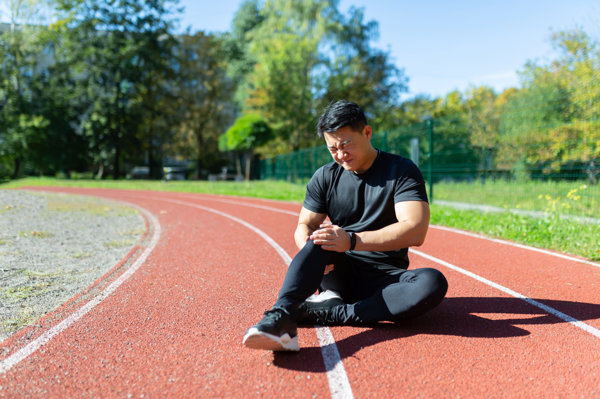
[184,195,600,339]
[411,249,600,339]
[179,195,600,269]
[0,202,161,375]
[158,198,354,399]
[166,193,301,217]
[431,225,600,268]
[208,197,300,217]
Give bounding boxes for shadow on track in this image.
[273,296,600,371]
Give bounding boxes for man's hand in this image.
[309,222,352,252]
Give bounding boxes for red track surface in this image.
[1,187,599,398]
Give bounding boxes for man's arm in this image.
[294,206,328,250]
[310,201,429,252]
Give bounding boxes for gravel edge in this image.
[0,189,146,342]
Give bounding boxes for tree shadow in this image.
[272,296,600,371]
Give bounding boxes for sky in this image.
[173,0,600,100]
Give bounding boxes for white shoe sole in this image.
[306,290,342,303]
[243,327,299,351]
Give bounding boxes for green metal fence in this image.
[259,114,599,220]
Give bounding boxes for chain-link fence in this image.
[259,76,600,220]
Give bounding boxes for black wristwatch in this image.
[348,232,356,250]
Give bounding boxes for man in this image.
[243,100,448,352]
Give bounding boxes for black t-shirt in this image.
[303,150,428,270]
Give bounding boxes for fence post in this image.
[382,130,388,153]
[427,118,434,203]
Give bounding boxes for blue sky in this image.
[174,0,599,100]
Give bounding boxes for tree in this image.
[243,0,330,153]
[0,0,53,178]
[225,0,264,109]
[219,113,273,180]
[53,0,180,179]
[318,6,406,129]
[166,31,236,178]
[463,86,500,177]
[230,0,406,155]
[499,27,600,176]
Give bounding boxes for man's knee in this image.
[295,239,342,265]
[293,239,324,263]
[388,268,448,321]
[418,268,448,301]
[299,239,324,255]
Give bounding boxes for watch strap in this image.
[348,232,356,250]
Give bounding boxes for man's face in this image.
[323,125,374,174]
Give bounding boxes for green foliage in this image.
[52,0,180,179]
[1,1,598,184]
[168,31,236,177]
[498,27,600,174]
[230,0,406,154]
[219,114,273,152]
[225,0,264,108]
[243,0,330,152]
[0,1,54,178]
[318,5,406,127]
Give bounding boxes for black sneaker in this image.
[296,290,346,325]
[243,308,299,351]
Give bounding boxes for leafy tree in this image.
[243,0,331,153]
[231,0,405,155]
[551,29,600,167]
[463,86,500,176]
[499,27,599,176]
[225,0,264,109]
[166,31,236,178]
[219,113,273,180]
[53,0,180,179]
[0,0,52,178]
[318,6,406,129]
[134,17,181,179]
[389,95,441,126]
[26,67,90,176]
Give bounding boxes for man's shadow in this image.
[272,296,600,371]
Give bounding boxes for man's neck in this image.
[354,147,379,174]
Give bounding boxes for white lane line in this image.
[0,203,161,375]
[431,225,600,268]
[165,192,301,217]
[411,249,600,339]
[163,196,600,376]
[160,198,354,399]
[171,195,600,270]
[315,327,354,397]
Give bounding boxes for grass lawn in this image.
[3,177,599,261]
[434,179,599,218]
[1,177,306,202]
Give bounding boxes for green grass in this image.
[104,238,136,249]
[1,306,39,334]
[434,180,599,218]
[0,176,306,202]
[430,205,600,261]
[3,177,599,261]
[44,195,136,216]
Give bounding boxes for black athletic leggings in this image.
[274,240,448,324]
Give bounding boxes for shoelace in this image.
[263,308,286,320]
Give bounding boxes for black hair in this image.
[316,100,368,138]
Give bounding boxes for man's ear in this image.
[363,125,372,139]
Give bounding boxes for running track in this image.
[1,187,599,398]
